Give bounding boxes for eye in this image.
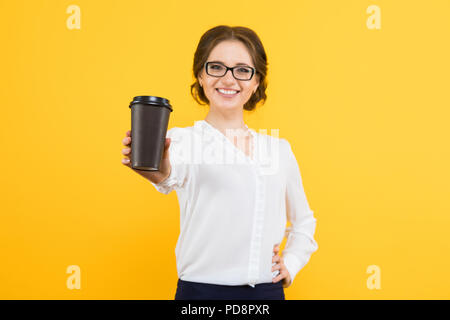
[237,67,251,73]
[210,63,224,70]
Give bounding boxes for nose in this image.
[222,68,238,83]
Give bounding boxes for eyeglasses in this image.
[204,61,256,81]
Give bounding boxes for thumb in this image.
[162,137,171,159]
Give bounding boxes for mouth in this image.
[216,88,240,97]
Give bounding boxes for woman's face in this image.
[198,40,260,111]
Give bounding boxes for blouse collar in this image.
[194,120,257,164]
[194,120,256,137]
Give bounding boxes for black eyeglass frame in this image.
[204,61,256,81]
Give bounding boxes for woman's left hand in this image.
[271,244,292,288]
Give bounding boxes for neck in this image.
[204,106,248,134]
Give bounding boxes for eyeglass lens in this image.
[206,62,253,80]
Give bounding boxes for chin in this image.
[215,102,242,109]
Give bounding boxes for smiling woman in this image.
[133,25,319,300]
[190,25,268,111]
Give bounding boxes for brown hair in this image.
[190,25,268,111]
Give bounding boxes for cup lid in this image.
[129,95,172,111]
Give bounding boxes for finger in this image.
[122,137,131,145]
[272,273,284,283]
[162,138,171,159]
[122,148,131,155]
[272,270,286,283]
[122,158,131,166]
[271,263,281,272]
[272,255,280,263]
[126,130,131,137]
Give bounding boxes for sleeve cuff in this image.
[283,252,304,287]
[150,167,178,195]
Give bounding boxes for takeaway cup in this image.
[128,95,173,171]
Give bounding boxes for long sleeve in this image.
[282,139,319,287]
[150,127,190,195]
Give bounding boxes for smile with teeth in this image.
[216,88,240,96]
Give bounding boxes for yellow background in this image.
[1,0,449,299]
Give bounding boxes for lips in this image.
[216,88,240,97]
[216,88,240,92]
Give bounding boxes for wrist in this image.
[153,167,171,184]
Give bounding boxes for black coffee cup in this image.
[129,95,173,171]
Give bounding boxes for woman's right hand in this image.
[121,130,172,184]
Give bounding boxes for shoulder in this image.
[278,138,294,163]
[279,137,292,152]
[166,121,200,133]
[166,125,191,137]
[165,125,197,160]
[253,129,291,153]
[165,125,198,141]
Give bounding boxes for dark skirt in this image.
[174,279,285,300]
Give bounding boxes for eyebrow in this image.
[209,60,252,67]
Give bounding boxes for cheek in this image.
[241,81,258,96]
[240,87,254,98]
[202,83,214,95]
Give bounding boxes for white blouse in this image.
[150,120,318,288]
